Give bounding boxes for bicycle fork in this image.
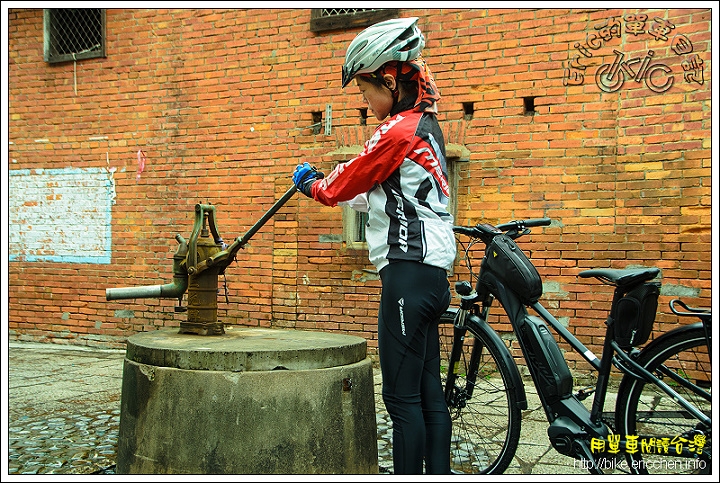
[443,324,483,409]
[444,289,492,408]
[444,290,527,412]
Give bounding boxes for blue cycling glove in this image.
[292,162,324,198]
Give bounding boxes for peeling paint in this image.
[660,284,700,298]
[9,168,114,264]
[542,281,569,298]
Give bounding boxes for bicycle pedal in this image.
[575,386,595,400]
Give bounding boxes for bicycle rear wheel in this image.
[615,324,711,474]
[439,310,522,474]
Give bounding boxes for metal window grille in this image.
[44,8,106,64]
[354,211,368,243]
[319,8,374,17]
[342,204,369,249]
[310,8,399,33]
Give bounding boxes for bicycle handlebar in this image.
[453,218,551,243]
[497,217,552,231]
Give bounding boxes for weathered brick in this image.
[7,8,711,361]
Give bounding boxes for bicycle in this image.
[438,218,711,474]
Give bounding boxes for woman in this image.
[292,17,455,474]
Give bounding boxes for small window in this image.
[343,206,369,250]
[445,146,470,226]
[523,96,536,116]
[44,8,106,64]
[334,146,368,249]
[310,8,399,33]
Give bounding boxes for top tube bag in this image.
[480,234,542,304]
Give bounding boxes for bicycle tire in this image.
[439,310,522,474]
[615,324,711,474]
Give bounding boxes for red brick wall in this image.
[8,8,712,364]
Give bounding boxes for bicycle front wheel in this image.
[439,310,522,474]
[615,324,711,474]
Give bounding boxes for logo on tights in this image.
[398,297,406,336]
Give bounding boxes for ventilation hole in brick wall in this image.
[359,108,368,126]
[462,102,474,120]
[523,96,536,116]
[311,111,323,134]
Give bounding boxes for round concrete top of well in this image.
[125,326,367,372]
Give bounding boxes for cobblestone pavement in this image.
[6,343,124,475]
[372,382,394,474]
[6,341,587,476]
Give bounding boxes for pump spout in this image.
[106,234,189,301]
[105,279,188,300]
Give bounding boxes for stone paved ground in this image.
[6,343,124,475]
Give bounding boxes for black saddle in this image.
[579,268,660,288]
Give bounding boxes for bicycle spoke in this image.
[616,327,711,474]
[440,321,521,474]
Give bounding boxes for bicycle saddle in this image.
[578,267,660,287]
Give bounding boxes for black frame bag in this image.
[481,234,543,304]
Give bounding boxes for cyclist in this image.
[292,17,455,474]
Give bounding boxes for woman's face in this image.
[356,76,394,121]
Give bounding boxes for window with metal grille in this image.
[44,8,106,64]
[310,8,399,33]
[342,204,369,250]
[352,210,368,243]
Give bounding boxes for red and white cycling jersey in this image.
[311,110,456,272]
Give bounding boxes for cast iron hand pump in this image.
[106,186,298,335]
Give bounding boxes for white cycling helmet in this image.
[341,17,425,88]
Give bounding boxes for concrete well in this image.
[116,326,378,474]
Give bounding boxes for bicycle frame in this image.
[529,301,710,427]
[475,273,605,459]
[476,267,711,462]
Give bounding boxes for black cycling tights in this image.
[378,261,452,474]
